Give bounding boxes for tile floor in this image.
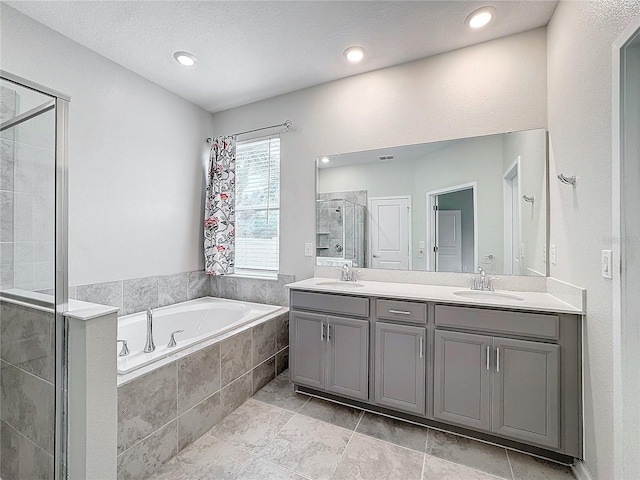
[148,371,576,480]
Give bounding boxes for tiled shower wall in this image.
[117,309,289,480]
[65,272,294,316]
[0,300,54,479]
[317,191,367,267]
[0,86,56,292]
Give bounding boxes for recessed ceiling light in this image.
[466,7,496,29]
[344,46,366,63]
[320,157,330,164]
[173,51,197,67]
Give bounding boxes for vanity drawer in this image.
[435,305,559,340]
[376,299,427,324]
[290,290,369,318]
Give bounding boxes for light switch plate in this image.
[304,243,313,257]
[602,250,612,279]
[550,245,557,265]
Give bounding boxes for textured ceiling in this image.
[8,1,557,113]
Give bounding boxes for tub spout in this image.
[144,307,155,353]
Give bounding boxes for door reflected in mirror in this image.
[316,128,548,277]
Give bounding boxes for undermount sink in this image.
[315,281,365,288]
[453,290,525,302]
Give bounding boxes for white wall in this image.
[0,5,214,286]
[211,27,548,280]
[502,129,547,276]
[547,2,640,479]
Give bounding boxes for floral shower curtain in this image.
[204,135,236,275]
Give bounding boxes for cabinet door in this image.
[492,338,560,448]
[326,316,369,401]
[374,322,426,415]
[434,330,492,432]
[290,311,325,389]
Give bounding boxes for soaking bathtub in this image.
[117,296,283,374]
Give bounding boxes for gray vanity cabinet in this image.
[290,310,369,401]
[290,311,326,389]
[433,330,492,431]
[326,315,369,400]
[433,329,560,449]
[289,288,581,459]
[374,322,426,415]
[492,337,559,449]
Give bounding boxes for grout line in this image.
[175,357,179,452]
[2,419,52,458]
[120,417,177,457]
[260,455,314,480]
[506,449,516,480]
[0,358,54,386]
[328,410,363,479]
[420,450,426,480]
[423,452,508,480]
[352,429,427,456]
[425,427,429,452]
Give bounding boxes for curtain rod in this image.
[206,120,292,144]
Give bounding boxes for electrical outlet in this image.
[304,243,313,256]
[519,243,525,259]
[602,250,612,279]
[419,240,425,249]
[550,245,557,265]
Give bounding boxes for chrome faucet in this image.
[341,263,357,282]
[144,307,155,353]
[470,268,494,291]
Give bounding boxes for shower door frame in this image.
[0,70,70,480]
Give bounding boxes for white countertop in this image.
[285,278,584,315]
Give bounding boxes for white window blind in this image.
[235,136,280,273]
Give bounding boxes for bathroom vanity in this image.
[287,278,582,462]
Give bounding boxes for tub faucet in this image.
[144,307,155,353]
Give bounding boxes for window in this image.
[234,136,280,275]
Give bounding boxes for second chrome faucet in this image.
[471,268,495,291]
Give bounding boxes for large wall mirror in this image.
[316,128,548,276]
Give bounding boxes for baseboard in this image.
[572,460,595,480]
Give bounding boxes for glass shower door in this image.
[0,74,68,480]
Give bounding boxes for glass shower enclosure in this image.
[316,197,366,267]
[0,71,69,479]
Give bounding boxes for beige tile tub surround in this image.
[73,270,212,317]
[116,309,289,480]
[70,271,294,318]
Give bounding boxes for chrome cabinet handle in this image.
[327,324,331,342]
[321,322,325,341]
[496,347,500,373]
[373,254,380,258]
[419,337,424,358]
[486,345,490,370]
[389,309,412,315]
